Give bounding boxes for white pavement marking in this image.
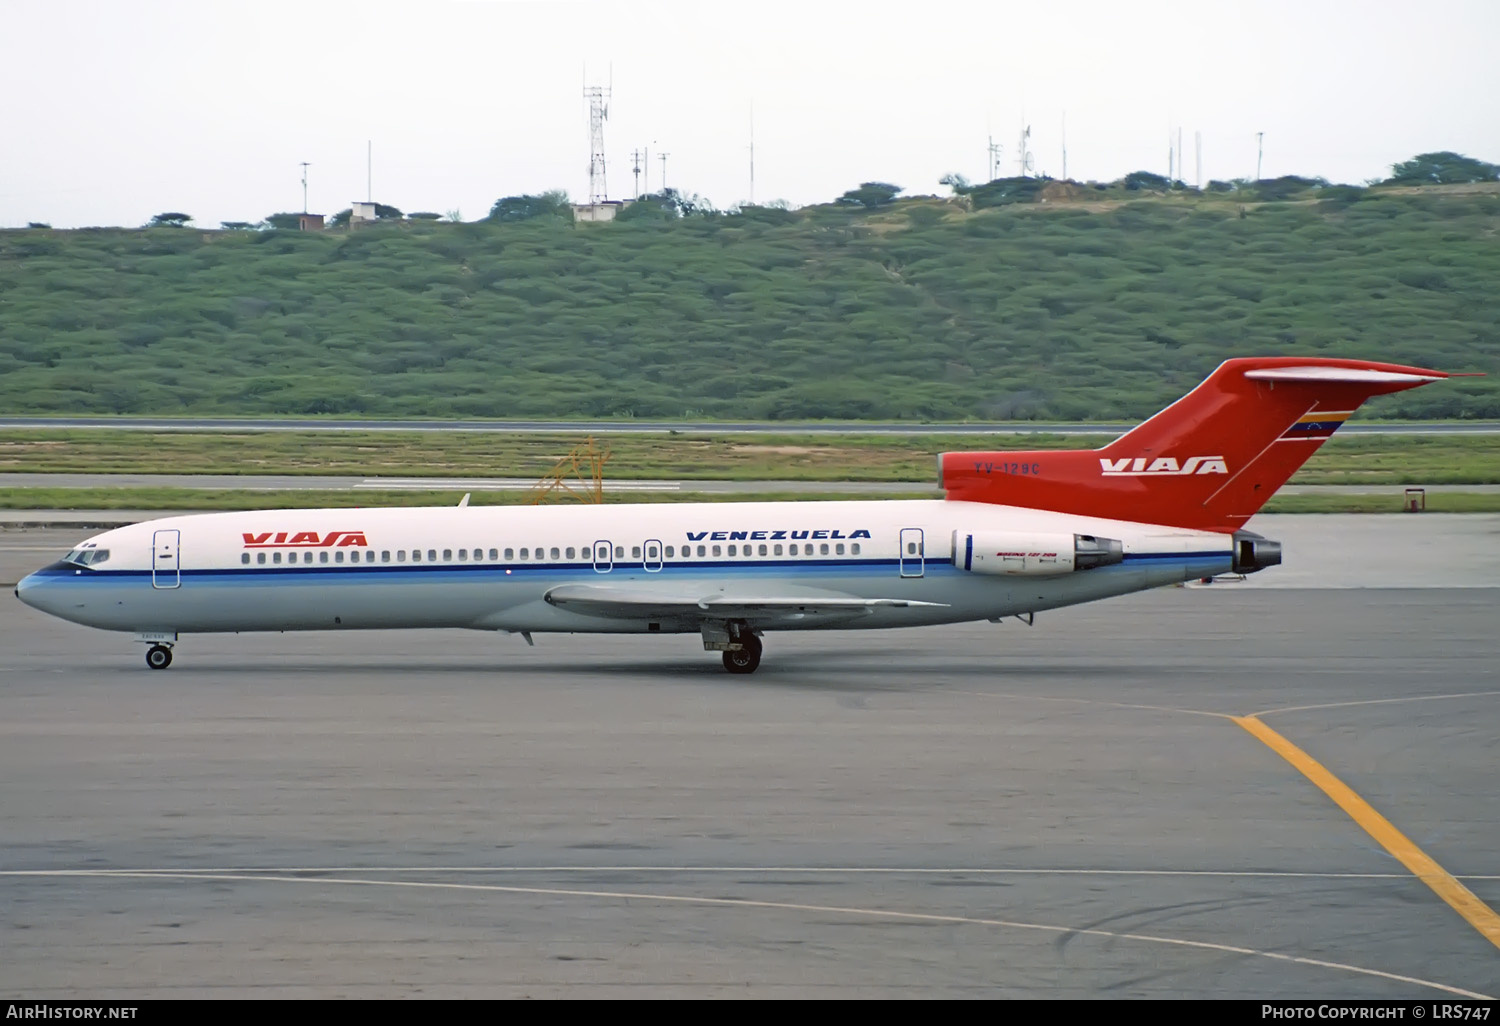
[4,869,1488,999]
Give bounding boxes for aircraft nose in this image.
[15,572,50,613]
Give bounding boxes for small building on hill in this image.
[299,213,325,231]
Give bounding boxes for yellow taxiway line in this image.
[1234,714,1500,951]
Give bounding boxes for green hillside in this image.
[2,184,1496,420]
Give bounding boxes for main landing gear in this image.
[722,632,762,674]
[145,644,173,670]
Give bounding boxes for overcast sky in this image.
[3,0,1498,228]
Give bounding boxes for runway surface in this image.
[2,551,1497,995]
[6,416,1496,434]
[4,472,1497,497]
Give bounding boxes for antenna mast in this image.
[299,162,310,213]
[658,151,670,191]
[1256,131,1264,181]
[987,135,1003,182]
[630,149,643,198]
[584,78,611,204]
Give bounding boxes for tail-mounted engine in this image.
[1232,530,1282,573]
[956,532,1124,577]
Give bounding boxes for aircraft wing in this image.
[543,583,948,624]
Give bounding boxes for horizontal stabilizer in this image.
[940,356,1453,531]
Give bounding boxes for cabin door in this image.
[152,530,181,589]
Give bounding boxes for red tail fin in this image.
[939,357,1450,531]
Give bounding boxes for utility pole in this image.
[1256,131,1264,182]
[630,149,643,198]
[299,162,310,213]
[987,136,1003,182]
[658,151,670,191]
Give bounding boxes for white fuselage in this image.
[16,499,1236,639]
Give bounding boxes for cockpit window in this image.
[63,548,110,566]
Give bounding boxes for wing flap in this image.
[543,583,947,623]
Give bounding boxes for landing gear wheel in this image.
[145,645,173,670]
[722,634,762,674]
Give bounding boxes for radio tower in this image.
[584,81,611,204]
[630,148,644,198]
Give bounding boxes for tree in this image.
[1386,151,1500,185]
[1121,171,1170,192]
[408,211,442,220]
[488,191,573,223]
[939,172,972,195]
[835,182,902,208]
[148,212,192,227]
[329,209,352,227]
[220,221,256,230]
[264,211,303,230]
[373,203,403,220]
[967,176,1048,209]
[26,222,50,229]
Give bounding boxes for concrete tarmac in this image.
[1,555,1497,996]
[3,400,1494,999]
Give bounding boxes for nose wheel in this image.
[145,645,173,670]
[722,633,762,674]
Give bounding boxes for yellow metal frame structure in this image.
[524,436,611,504]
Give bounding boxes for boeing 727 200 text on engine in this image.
[15,357,1454,673]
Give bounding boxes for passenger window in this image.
[647,545,658,558]
[304,552,314,564]
[632,546,641,559]
[504,548,514,560]
[665,546,674,558]
[446,549,455,561]
[519,548,528,560]
[335,551,345,564]
[381,551,390,563]
[412,550,422,562]
[273,552,282,564]
[614,546,624,559]
[727,544,737,557]
[397,550,407,562]
[550,547,560,560]
[257,552,266,564]
[458,549,467,561]
[851,543,861,555]
[366,551,375,562]
[319,551,329,564]
[773,544,783,556]
[241,553,250,565]
[836,543,845,555]
[712,545,721,557]
[820,543,829,555]
[907,542,916,554]
[759,544,768,556]
[789,544,798,556]
[428,550,437,562]
[487,548,496,560]
[696,545,706,557]
[566,547,576,559]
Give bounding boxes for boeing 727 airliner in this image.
[15,357,1451,673]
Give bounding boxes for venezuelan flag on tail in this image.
[939,357,1451,532]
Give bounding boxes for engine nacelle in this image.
[956,532,1125,576]
[1232,530,1282,573]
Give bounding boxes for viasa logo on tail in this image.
[242,531,368,548]
[1099,456,1228,476]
